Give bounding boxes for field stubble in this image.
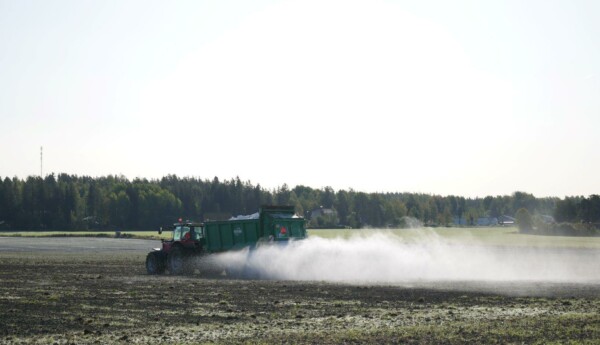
[0,245,599,344]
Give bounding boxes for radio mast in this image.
[40,146,43,178]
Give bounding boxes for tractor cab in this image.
[172,223,203,242]
[160,222,205,251]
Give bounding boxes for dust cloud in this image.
[215,231,600,283]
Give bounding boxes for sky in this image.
[1,0,599,198]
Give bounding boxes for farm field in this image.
[309,227,600,248]
[0,230,170,240]
[0,235,599,344]
[4,226,600,248]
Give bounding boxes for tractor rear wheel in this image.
[146,251,166,275]
[167,246,188,275]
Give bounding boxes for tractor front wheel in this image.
[146,251,166,275]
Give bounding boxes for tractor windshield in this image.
[173,226,183,241]
[173,225,203,241]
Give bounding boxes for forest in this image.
[0,174,599,233]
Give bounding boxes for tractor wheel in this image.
[146,251,166,275]
[167,246,188,275]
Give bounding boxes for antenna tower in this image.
[40,146,43,178]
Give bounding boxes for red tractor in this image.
[145,222,204,275]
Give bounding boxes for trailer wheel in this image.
[146,251,166,275]
[167,246,188,275]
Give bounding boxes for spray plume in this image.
[215,230,600,284]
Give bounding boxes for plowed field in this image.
[1,237,599,344]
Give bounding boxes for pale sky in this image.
[1,0,599,197]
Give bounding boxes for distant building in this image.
[498,215,516,225]
[453,216,513,226]
[538,215,555,224]
[477,217,499,226]
[310,207,337,219]
[452,216,468,226]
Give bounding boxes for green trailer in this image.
[146,205,306,275]
[203,205,307,252]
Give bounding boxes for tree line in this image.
[0,174,598,231]
[515,195,600,236]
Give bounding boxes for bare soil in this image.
[0,238,599,344]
